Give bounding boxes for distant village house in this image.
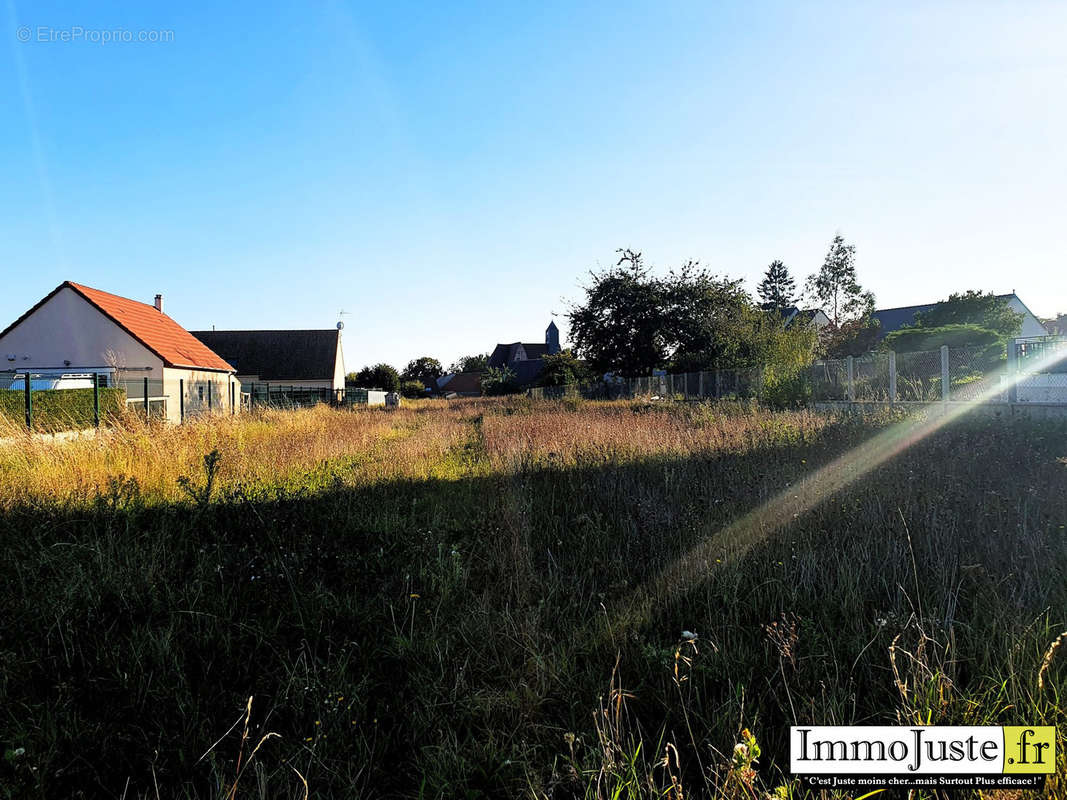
[486,321,562,386]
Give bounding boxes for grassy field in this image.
[0,399,1064,799]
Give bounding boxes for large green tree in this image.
[567,249,670,377]
[912,291,1022,340]
[350,363,400,392]
[568,249,817,376]
[757,260,796,313]
[401,357,444,386]
[665,263,766,371]
[447,353,489,374]
[805,234,875,327]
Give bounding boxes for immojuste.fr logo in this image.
[790,725,1056,791]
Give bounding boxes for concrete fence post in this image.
[180,378,185,423]
[93,373,100,428]
[698,370,704,398]
[1006,340,1017,403]
[941,345,950,409]
[846,356,855,404]
[888,351,897,408]
[715,369,722,398]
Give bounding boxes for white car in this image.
[8,374,96,391]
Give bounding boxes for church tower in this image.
[545,321,561,354]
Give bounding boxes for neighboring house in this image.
[777,306,831,331]
[487,321,562,386]
[872,293,1048,341]
[435,371,483,398]
[0,281,237,423]
[190,329,346,395]
[1042,314,1067,336]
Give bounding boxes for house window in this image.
[198,386,204,403]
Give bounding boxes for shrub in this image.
[400,380,427,399]
[760,367,812,409]
[481,366,518,396]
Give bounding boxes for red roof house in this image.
[0,281,237,422]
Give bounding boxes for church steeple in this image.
[546,321,560,354]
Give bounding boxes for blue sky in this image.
[3,1,1065,370]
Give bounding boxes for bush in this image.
[482,366,518,396]
[0,388,125,432]
[400,380,427,399]
[536,350,591,387]
[760,368,812,409]
[886,324,1004,372]
[885,323,1001,352]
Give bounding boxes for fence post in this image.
[93,372,100,428]
[715,369,722,398]
[1006,340,1017,403]
[24,372,31,430]
[888,351,897,409]
[230,380,235,415]
[180,378,185,422]
[940,345,950,409]
[846,356,855,404]
[698,370,704,398]
[143,377,149,421]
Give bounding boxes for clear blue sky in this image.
[3,1,1065,370]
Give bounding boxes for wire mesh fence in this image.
[527,341,1067,409]
[894,349,943,402]
[807,360,848,401]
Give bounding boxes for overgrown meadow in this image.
[0,399,1064,799]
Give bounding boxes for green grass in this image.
[0,399,1063,799]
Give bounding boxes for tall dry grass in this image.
[0,403,474,507]
[0,396,1063,799]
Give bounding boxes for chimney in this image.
[154,294,163,313]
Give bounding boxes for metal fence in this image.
[1013,337,1067,403]
[527,339,1067,409]
[246,382,342,410]
[0,369,133,431]
[528,366,765,402]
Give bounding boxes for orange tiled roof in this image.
[67,282,234,371]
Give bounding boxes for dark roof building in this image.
[487,321,561,386]
[190,329,346,391]
[435,371,482,397]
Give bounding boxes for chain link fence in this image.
[527,340,1067,408]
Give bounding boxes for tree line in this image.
[349,233,1023,395]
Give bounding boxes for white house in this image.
[0,281,237,423]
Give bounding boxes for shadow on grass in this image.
[0,417,1065,798]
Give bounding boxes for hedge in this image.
[0,388,125,433]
